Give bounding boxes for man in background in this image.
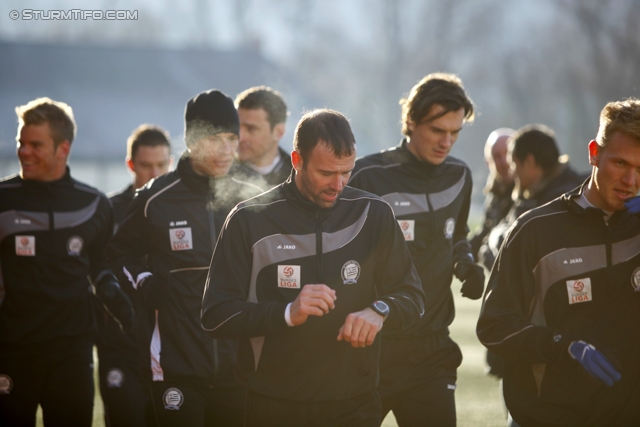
[235,86,291,186]
[349,73,484,426]
[96,124,172,427]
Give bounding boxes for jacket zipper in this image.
[315,211,324,282]
[604,217,612,295]
[207,190,220,380]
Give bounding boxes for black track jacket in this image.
[349,140,474,336]
[107,154,264,386]
[477,184,640,426]
[201,175,425,402]
[0,169,113,345]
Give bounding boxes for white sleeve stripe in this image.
[201,311,243,331]
[480,324,535,346]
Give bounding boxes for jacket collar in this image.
[562,179,631,224]
[281,170,334,218]
[397,139,445,175]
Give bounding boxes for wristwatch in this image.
[371,300,390,319]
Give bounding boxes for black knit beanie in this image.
[184,89,239,145]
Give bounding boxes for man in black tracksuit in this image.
[97,125,172,427]
[107,90,264,427]
[235,86,292,187]
[201,109,426,427]
[349,73,484,426]
[477,98,640,427]
[0,97,133,426]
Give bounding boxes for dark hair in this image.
[235,86,288,129]
[596,98,640,148]
[400,73,474,136]
[510,124,559,173]
[293,109,355,164]
[127,124,171,160]
[15,97,76,147]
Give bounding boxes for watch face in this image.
[373,300,389,315]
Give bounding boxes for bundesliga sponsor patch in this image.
[15,235,35,256]
[169,227,192,251]
[397,219,415,241]
[278,265,301,289]
[566,277,592,304]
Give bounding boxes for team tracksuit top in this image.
[0,169,113,346]
[477,183,640,426]
[349,140,474,337]
[106,154,264,386]
[201,175,426,402]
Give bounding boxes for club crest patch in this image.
[106,368,124,388]
[67,235,84,256]
[15,235,35,256]
[397,219,415,241]
[566,277,592,304]
[278,265,301,288]
[444,218,455,239]
[0,374,12,394]
[341,260,361,284]
[169,227,192,251]
[632,267,640,292]
[163,387,184,410]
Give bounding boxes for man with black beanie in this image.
[107,89,264,427]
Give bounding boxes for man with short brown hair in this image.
[0,97,133,426]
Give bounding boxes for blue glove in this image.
[625,196,640,214]
[568,341,621,386]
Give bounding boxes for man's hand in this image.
[95,275,135,333]
[454,260,486,300]
[337,308,384,348]
[568,341,621,386]
[289,284,336,326]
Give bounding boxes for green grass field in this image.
[37,281,504,427]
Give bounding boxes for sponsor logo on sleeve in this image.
[278,265,301,288]
[169,227,192,251]
[632,267,640,292]
[444,218,455,240]
[163,387,184,410]
[106,368,124,388]
[15,235,35,256]
[67,235,84,256]
[397,219,415,241]
[566,278,592,304]
[0,374,12,394]
[341,260,361,284]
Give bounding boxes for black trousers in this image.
[378,334,462,427]
[246,390,382,427]
[0,335,94,427]
[150,381,246,427]
[98,353,153,427]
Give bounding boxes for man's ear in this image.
[406,120,415,135]
[126,157,135,173]
[291,150,303,171]
[273,123,285,140]
[588,140,600,166]
[55,140,71,159]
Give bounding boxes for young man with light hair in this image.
[478,98,640,426]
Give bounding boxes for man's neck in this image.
[247,150,281,175]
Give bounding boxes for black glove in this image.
[454,260,485,300]
[95,274,135,333]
